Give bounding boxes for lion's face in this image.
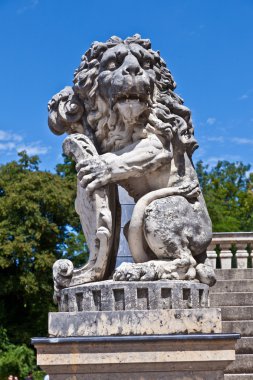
[97,43,156,114]
[85,42,160,151]
[48,35,194,155]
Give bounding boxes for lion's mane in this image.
[48,34,194,154]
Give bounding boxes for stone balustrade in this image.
[207,232,253,270]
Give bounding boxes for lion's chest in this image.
[119,165,171,202]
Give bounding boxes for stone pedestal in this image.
[32,333,239,380]
[33,280,239,379]
[49,280,221,336]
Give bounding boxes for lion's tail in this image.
[128,187,185,263]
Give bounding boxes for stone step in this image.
[236,337,253,354]
[222,321,253,336]
[225,354,253,374]
[225,375,253,379]
[210,292,253,307]
[211,280,253,293]
[215,269,253,281]
[221,306,253,321]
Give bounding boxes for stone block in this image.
[214,269,253,281]
[116,255,133,268]
[117,231,131,257]
[225,375,253,380]
[210,279,253,293]
[210,292,253,307]
[222,321,253,336]
[236,337,253,354]
[225,354,253,373]
[49,308,221,337]
[32,334,239,380]
[48,371,225,380]
[221,306,253,321]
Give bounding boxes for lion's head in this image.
[48,34,194,153]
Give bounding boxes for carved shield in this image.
[62,133,121,286]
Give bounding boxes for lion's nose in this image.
[122,55,143,76]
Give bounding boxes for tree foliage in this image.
[196,160,253,232]
[0,327,44,380]
[0,152,88,345]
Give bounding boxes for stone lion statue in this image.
[49,34,215,298]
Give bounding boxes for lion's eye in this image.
[107,60,117,70]
[142,59,152,69]
[181,130,191,139]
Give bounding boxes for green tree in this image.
[55,154,89,267]
[196,160,253,231]
[0,152,88,345]
[0,327,44,380]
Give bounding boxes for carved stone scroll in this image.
[53,133,120,301]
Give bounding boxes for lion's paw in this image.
[113,262,157,282]
[113,263,142,281]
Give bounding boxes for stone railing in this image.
[207,232,253,270]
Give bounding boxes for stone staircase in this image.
[210,269,253,379]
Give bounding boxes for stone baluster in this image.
[207,243,217,269]
[235,242,249,269]
[219,242,233,269]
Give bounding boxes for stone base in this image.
[57,280,210,312]
[48,280,221,337]
[49,308,221,336]
[51,279,221,337]
[32,334,240,380]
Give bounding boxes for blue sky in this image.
[0,0,252,171]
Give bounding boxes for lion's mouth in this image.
[111,93,151,121]
[112,93,151,107]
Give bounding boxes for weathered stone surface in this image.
[33,334,238,379]
[57,280,210,312]
[48,34,215,289]
[52,136,121,302]
[236,337,253,354]
[48,371,225,380]
[210,279,253,293]
[210,292,253,307]
[215,269,253,281]
[222,321,253,336]
[221,306,253,321]
[114,260,216,284]
[49,308,221,337]
[225,375,253,380]
[51,279,221,337]
[225,354,253,373]
[211,268,253,378]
